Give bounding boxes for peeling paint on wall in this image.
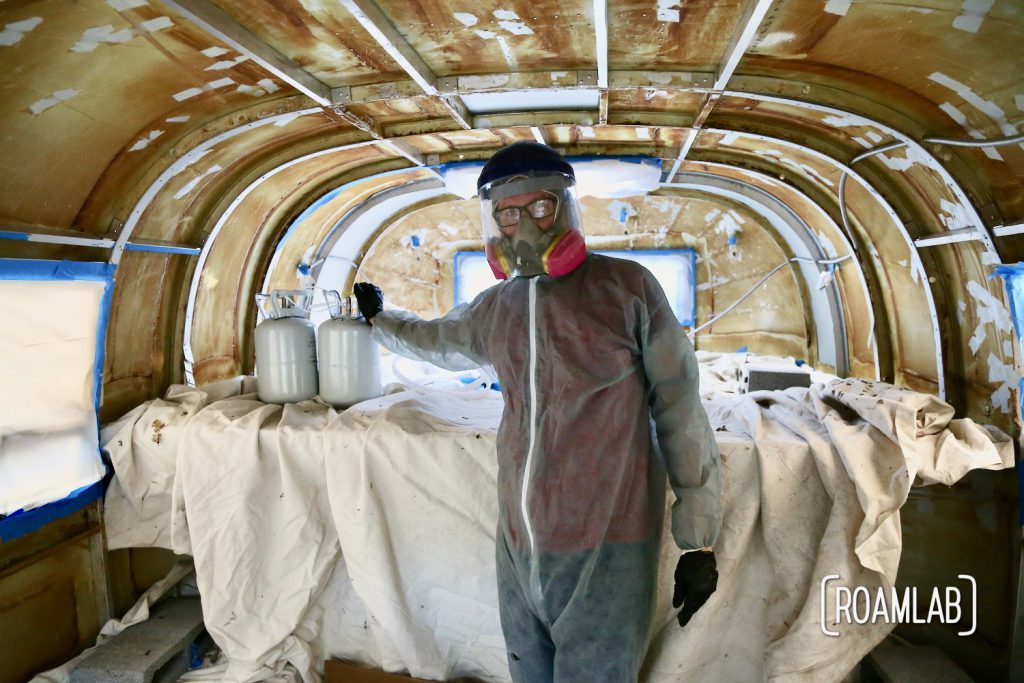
[107,0,148,10]
[493,9,533,35]
[237,79,280,97]
[821,112,876,129]
[938,198,974,232]
[173,164,222,200]
[965,279,1012,359]
[0,17,42,46]
[128,129,163,151]
[173,77,234,101]
[28,89,79,116]
[929,72,1019,137]
[952,0,995,33]
[754,32,796,50]
[72,16,172,52]
[453,12,478,27]
[756,149,835,187]
[878,144,932,172]
[824,0,851,17]
[206,55,249,71]
[987,352,1016,413]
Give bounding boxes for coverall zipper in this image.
[521,277,539,559]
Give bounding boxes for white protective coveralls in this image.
[370,251,722,682]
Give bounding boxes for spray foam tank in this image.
[254,289,318,404]
[318,289,381,408]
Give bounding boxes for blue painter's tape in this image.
[736,345,748,353]
[728,234,737,246]
[0,481,103,542]
[0,258,114,281]
[123,243,200,256]
[0,230,31,241]
[992,263,1024,338]
[411,235,421,247]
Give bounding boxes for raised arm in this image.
[355,282,491,372]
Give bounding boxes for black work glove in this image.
[353,282,383,322]
[672,551,718,627]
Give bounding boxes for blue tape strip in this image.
[93,271,115,411]
[0,258,114,281]
[123,243,200,256]
[0,481,103,542]
[0,230,31,241]
[991,263,1024,338]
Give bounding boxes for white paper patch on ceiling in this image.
[441,157,663,199]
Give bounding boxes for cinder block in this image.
[70,597,205,683]
[744,368,811,393]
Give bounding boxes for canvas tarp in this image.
[79,370,1011,683]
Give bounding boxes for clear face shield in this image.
[478,172,586,279]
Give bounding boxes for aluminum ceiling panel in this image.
[0,0,287,228]
[207,0,407,85]
[607,0,746,72]
[744,0,1024,141]
[375,0,596,77]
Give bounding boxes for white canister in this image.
[318,290,381,408]
[254,289,318,404]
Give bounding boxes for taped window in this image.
[0,260,112,525]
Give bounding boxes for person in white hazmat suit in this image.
[353,141,722,683]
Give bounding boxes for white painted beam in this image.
[714,0,775,91]
[995,222,1024,237]
[914,228,985,248]
[594,0,608,89]
[337,0,471,129]
[160,0,332,106]
[665,1,774,178]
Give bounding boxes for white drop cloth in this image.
[97,369,1012,683]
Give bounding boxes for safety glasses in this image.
[492,192,560,228]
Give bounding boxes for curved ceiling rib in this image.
[166,126,937,387]
[666,172,855,379]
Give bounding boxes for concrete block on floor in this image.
[70,597,205,683]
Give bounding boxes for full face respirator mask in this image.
[479,172,586,279]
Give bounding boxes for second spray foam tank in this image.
[318,289,381,408]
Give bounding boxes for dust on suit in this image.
[370,252,722,683]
